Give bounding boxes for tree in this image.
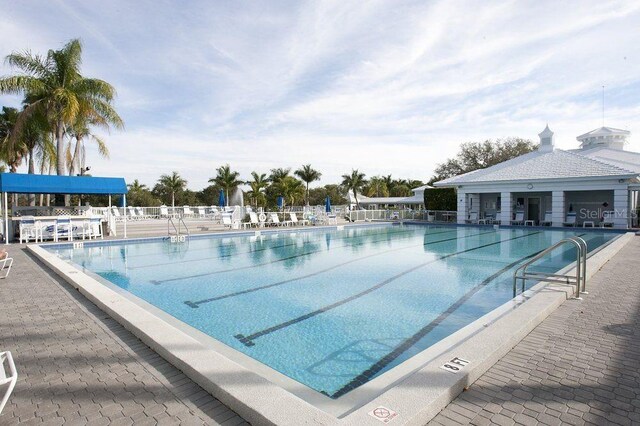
[209,164,242,207]
[127,179,148,192]
[0,38,123,177]
[294,164,322,206]
[275,176,304,208]
[155,171,186,208]
[126,179,161,207]
[308,184,348,206]
[246,172,269,208]
[432,138,536,181]
[341,169,367,209]
[0,107,26,172]
[366,176,389,197]
[390,183,411,197]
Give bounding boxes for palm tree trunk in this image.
[306,182,310,206]
[353,189,359,209]
[171,192,175,209]
[69,137,82,176]
[28,148,35,206]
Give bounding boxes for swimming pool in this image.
[47,224,617,399]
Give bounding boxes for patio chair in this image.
[0,252,14,279]
[183,206,194,218]
[601,211,615,228]
[511,211,525,225]
[197,206,208,218]
[19,216,43,243]
[242,212,260,229]
[221,213,233,229]
[563,212,577,227]
[465,212,478,224]
[289,212,309,226]
[136,207,152,219]
[55,217,73,242]
[390,211,400,220]
[540,211,553,226]
[127,207,141,221]
[326,213,338,225]
[111,207,124,222]
[269,213,291,227]
[159,206,171,218]
[478,214,494,225]
[80,216,103,240]
[0,351,17,414]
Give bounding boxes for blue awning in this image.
[0,173,128,195]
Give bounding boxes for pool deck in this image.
[430,235,640,426]
[0,246,248,426]
[0,234,638,425]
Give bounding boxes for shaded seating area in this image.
[0,173,128,244]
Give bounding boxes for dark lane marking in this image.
[184,229,497,308]
[128,227,418,270]
[234,231,541,346]
[153,228,459,285]
[329,246,547,398]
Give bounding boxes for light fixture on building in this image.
[527,183,533,189]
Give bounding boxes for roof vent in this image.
[538,125,554,153]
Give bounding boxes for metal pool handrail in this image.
[513,236,587,299]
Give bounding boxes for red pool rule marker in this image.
[368,406,398,423]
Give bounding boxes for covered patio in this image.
[0,173,128,244]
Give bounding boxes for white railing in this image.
[348,209,457,223]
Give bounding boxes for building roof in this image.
[0,173,128,195]
[434,149,638,186]
[573,146,640,174]
[576,126,630,140]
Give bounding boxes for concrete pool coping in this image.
[27,225,634,425]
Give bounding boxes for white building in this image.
[348,185,431,209]
[434,126,640,228]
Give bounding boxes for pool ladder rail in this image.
[168,216,190,243]
[513,236,587,299]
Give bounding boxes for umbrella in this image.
[277,196,284,210]
[325,196,331,213]
[218,190,226,207]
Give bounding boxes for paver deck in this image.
[0,247,249,425]
[430,235,640,426]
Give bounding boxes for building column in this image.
[551,191,565,227]
[613,189,629,228]
[500,192,512,225]
[457,190,467,224]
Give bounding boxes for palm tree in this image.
[67,115,110,176]
[276,176,305,208]
[269,167,290,184]
[128,179,148,193]
[0,107,26,173]
[294,164,322,206]
[341,169,367,209]
[209,164,242,207]
[157,171,186,208]
[366,176,389,198]
[0,39,124,177]
[246,172,269,208]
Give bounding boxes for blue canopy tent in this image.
[0,173,128,243]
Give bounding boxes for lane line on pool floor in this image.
[184,229,498,308]
[152,228,461,285]
[233,231,541,347]
[330,232,589,397]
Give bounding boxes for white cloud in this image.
[1,0,640,189]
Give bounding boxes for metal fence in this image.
[348,209,457,223]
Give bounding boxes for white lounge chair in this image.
[540,211,553,226]
[478,213,494,225]
[269,213,291,227]
[183,206,194,218]
[19,216,43,243]
[242,212,260,229]
[289,212,308,226]
[221,213,233,229]
[563,212,577,227]
[0,254,13,279]
[111,207,124,222]
[466,212,478,224]
[136,207,153,219]
[197,206,208,218]
[601,211,615,228]
[79,216,103,240]
[511,211,525,225]
[0,351,17,414]
[390,211,400,220]
[127,206,141,221]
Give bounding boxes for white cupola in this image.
[538,125,555,152]
[576,127,630,150]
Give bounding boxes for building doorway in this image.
[527,197,541,224]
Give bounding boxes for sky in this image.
[1,0,639,190]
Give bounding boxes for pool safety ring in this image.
[258,213,267,222]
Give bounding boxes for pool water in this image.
[48,224,617,398]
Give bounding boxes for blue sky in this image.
[1,0,639,189]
